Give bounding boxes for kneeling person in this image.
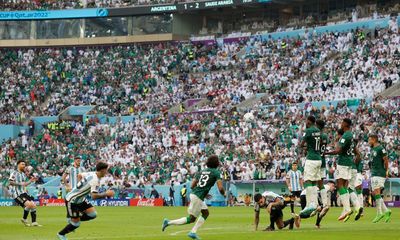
[254,191,300,231]
[57,162,114,240]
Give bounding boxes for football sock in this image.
[30,208,37,223]
[23,208,29,220]
[168,217,190,225]
[338,187,350,212]
[350,191,360,210]
[375,195,382,215]
[290,201,295,213]
[283,218,294,228]
[269,216,275,230]
[191,216,205,233]
[305,183,313,208]
[316,213,322,226]
[59,222,80,236]
[312,186,319,207]
[380,198,388,213]
[356,190,363,207]
[320,188,328,207]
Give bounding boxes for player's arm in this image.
[267,198,284,213]
[383,155,389,178]
[354,146,361,164]
[325,142,343,155]
[285,174,291,191]
[191,178,198,189]
[9,174,33,187]
[90,180,114,200]
[254,209,260,231]
[300,175,304,189]
[216,179,226,197]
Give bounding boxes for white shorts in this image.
[335,165,352,180]
[188,194,208,217]
[304,160,322,181]
[348,170,363,190]
[371,177,386,191]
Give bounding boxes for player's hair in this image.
[96,162,109,171]
[307,115,316,124]
[343,118,352,127]
[206,155,220,168]
[292,162,297,165]
[369,134,379,141]
[254,193,262,203]
[16,160,25,166]
[316,119,325,129]
[74,155,81,159]
[337,128,344,136]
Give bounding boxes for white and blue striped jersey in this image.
[286,170,303,192]
[65,172,99,204]
[65,165,85,189]
[254,191,284,212]
[8,170,28,198]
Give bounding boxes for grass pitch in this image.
[0,206,398,240]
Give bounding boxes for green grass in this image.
[0,206,398,240]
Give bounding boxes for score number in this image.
[184,3,200,10]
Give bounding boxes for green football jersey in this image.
[371,145,387,177]
[303,126,322,161]
[320,133,328,168]
[192,168,221,201]
[337,131,354,166]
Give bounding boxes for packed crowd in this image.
[0,96,399,190]
[0,0,200,10]
[2,26,398,125]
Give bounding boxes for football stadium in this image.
[0,0,399,239]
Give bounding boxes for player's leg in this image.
[163,194,197,231]
[15,194,30,226]
[372,186,384,223]
[289,194,296,214]
[80,200,97,221]
[354,173,364,220]
[26,200,41,226]
[300,160,320,215]
[190,209,208,235]
[276,212,295,230]
[188,201,209,239]
[81,207,97,221]
[336,166,352,221]
[58,201,81,239]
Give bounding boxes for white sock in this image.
[305,186,313,208]
[168,217,188,225]
[358,193,363,208]
[376,197,382,215]
[380,198,388,213]
[340,193,351,212]
[191,216,205,233]
[312,186,319,208]
[350,191,360,211]
[320,188,328,207]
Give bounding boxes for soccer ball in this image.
[243,112,254,122]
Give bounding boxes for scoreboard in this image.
[108,0,271,16]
